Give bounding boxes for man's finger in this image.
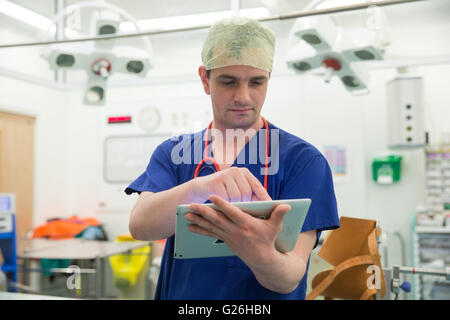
[223,175,242,203]
[242,169,271,201]
[250,192,272,202]
[188,203,231,228]
[209,194,248,225]
[232,171,252,202]
[185,211,226,240]
[211,183,230,202]
[188,223,223,241]
[268,204,291,227]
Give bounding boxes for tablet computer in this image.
[174,198,311,259]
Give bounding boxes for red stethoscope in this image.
[193,116,270,191]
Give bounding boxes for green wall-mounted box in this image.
[372,155,402,184]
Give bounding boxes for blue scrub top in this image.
[125,121,339,300]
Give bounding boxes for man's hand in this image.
[191,167,271,203]
[185,194,291,263]
[185,194,315,294]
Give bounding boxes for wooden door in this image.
[0,111,35,253]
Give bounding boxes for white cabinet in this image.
[412,225,450,299]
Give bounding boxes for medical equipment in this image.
[285,1,450,97]
[286,12,386,95]
[425,144,450,212]
[0,193,17,292]
[411,213,450,300]
[174,198,311,259]
[388,265,450,300]
[386,76,425,148]
[194,117,270,191]
[40,2,152,105]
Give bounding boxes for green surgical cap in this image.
[201,17,276,72]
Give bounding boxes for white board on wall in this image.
[103,134,171,183]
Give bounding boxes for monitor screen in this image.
[0,196,11,212]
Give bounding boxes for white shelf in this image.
[415,226,450,234]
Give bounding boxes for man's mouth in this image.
[229,108,253,112]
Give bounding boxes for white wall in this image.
[1,1,449,265]
[0,77,71,228]
[0,17,70,230]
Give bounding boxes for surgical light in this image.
[354,49,376,60]
[342,75,360,88]
[91,58,112,78]
[286,11,387,95]
[126,61,144,74]
[302,34,322,45]
[85,86,104,104]
[40,2,152,105]
[293,61,312,71]
[56,54,75,67]
[98,24,117,35]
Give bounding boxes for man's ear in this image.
[198,65,210,95]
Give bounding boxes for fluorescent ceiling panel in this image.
[119,7,271,32]
[0,0,52,31]
[1,1,270,35]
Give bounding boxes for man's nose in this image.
[233,84,251,106]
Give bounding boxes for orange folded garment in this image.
[32,215,100,240]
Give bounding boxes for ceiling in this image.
[2,0,449,45]
[5,0,449,31]
[7,0,312,20]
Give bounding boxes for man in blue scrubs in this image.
[126,17,339,299]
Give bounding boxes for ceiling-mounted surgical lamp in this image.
[85,85,105,105]
[40,1,153,106]
[286,4,390,95]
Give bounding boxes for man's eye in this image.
[223,82,235,86]
[250,81,263,86]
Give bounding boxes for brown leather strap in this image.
[306,227,385,300]
[368,228,379,257]
[367,228,386,298]
[306,254,374,300]
[359,287,377,300]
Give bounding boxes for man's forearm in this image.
[245,249,307,294]
[129,180,200,241]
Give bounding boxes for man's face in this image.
[199,65,270,129]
